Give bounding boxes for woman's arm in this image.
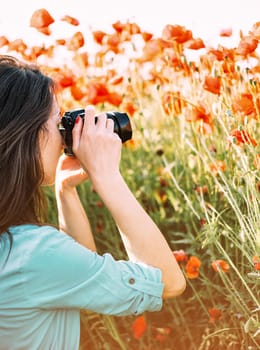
[55,155,97,251]
[93,173,186,298]
[72,106,186,299]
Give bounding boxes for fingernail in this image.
[75,116,81,124]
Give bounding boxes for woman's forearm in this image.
[92,172,186,298]
[56,186,97,251]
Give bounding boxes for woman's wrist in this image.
[55,183,78,198]
[90,170,123,194]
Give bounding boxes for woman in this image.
[0,55,186,349]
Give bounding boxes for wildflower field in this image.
[1,8,260,350]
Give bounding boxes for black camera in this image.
[59,109,132,156]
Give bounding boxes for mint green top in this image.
[0,225,163,350]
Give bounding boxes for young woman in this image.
[0,55,186,349]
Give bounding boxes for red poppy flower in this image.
[203,76,221,95]
[29,45,48,59]
[207,48,225,61]
[8,39,27,54]
[121,101,137,117]
[162,24,192,44]
[142,32,153,42]
[195,185,209,195]
[161,49,181,68]
[92,31,106,45]
[67,31,85,50]
[185,38,205,50]
[107,92,123,106]
[30,8,54,29]
[186,104,214,134]
[61,15,80,26]
[104,33,121,53]
[206,46,235,66]
[209,160,226,176]
[208,308,222,323]
[55,39,66,46]
[127,22,141,35]
[211,260,230,273]
[236,35,258,56]
[58,74,74,88]
[139,38,171,62]
[219,28,232,37]
[132,315,147,339]
[70,85,85,101]
[73,52,89,69]
[253,256,260,271]
[112,20,140,36]
[189,104,212,124]
[185,256,201,279]
[229,129,257,147]
[112,20,124,33]
[250,22,260,39]
[173,250,188,263]
[200,218,207,227]
[232,93,257,117]
[86,81,110,105]
[0,36,9,48]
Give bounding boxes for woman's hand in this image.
[72,105,122,187]
[56,153,88,191]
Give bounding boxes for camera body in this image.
[59,109,132,156]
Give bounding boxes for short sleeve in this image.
[22,227,163,316]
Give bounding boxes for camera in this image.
[59,109,132,156]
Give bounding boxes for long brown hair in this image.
[0,55,55,251]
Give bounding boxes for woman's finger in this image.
[96,113,107,130]
[106,118,114,133]
[84,105,96,130]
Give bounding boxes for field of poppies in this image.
[1,8,260,350]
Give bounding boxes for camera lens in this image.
[105,111,132,143]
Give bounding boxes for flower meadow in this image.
[1,8,260,350]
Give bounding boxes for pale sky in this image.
[0,0,259,46]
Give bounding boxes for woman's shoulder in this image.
[9,224,73,254]
[3,224,77,270]
[10,224,66,236]
[10,224,59,239]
